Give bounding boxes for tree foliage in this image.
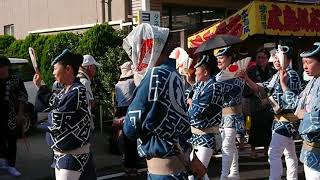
[77,23,123,57]
[5,40,24,58]
[0,35,15,55]
[18,34,41,60]
[95,47,129,120]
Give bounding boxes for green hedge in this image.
[0,35,15,55]
[77,24,123,57]
[4,23,128,122]
[32,35,49,71]
[95,47,128,120]
[19,34,41,60]
[5,40,24,58]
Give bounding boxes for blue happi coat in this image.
[283,77,320,171]
[36,78,91,172]
[123,58,192,159]
[262,68,301,138]
[123,59,191,180]
[216,73,245,134]
[186,77,224,148]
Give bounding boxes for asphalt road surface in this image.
[0,131,306,180]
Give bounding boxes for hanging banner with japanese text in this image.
[188,1,320,48]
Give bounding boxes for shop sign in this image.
[138,10,161,26]
[187,1,320,48]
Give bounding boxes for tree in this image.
[77,23,123,57]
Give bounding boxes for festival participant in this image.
[33,49,93,180]
[186,55,224,180]
[279,42,320,179]
[122,23,194,180]
[240,45,301,180]
[215,47,245,180]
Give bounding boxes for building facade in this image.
[0,0,249,39]
[0,0,131,38]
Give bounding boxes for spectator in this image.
[244,48,276,158]
[77,54,101,130]
[0,56,28,177]
[113,61,140,176]
[114,61,136,117]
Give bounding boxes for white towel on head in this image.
[123,23,169,86]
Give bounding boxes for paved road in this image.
[0,130,306,180]
[0,130,122,180]
[99,142,306,180]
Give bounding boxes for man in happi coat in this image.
[186,55,224,180]
[280,42,320,179]
[33,49,93,180]
[214,47,245,180]
[123,23,192,180]
[241,45,301,180]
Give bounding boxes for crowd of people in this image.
[1,22,320,180]
[116,24,320,180]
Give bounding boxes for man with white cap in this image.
[79,55,101,105]
[76,54,100,179]
[77,55,101,130]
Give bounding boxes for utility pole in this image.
[128,0,134,30]
[101,0,106,23]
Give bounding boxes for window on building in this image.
[162,7,202,30]
[4,24,14,36]
[162,6,227,30]
[201,9,225,27]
